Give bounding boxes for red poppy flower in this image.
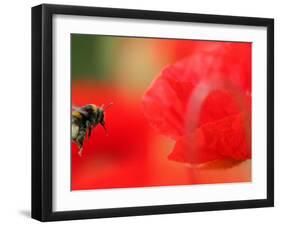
[142,42,252,164]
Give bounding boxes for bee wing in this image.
[72,105,89,117]
[72,105,81,111]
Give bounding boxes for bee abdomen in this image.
[72,123,79,140]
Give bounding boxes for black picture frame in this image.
[32,3,274,222]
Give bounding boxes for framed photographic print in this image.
[31,4,274,221]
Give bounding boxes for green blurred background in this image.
[71,34,172,93]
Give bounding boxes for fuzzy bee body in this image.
[71,122,80,140]
[72,104,111,156]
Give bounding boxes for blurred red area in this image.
[71,83,189,190]
[72,83,251,190]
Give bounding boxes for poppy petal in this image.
[168,113,251,164]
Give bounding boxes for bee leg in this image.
[86,120,92,138]
[76,129,86,156]
[78,147,83,157]
[88,126,92,138]
[77,140,84,156]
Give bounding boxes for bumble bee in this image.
[72,103,113,156]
